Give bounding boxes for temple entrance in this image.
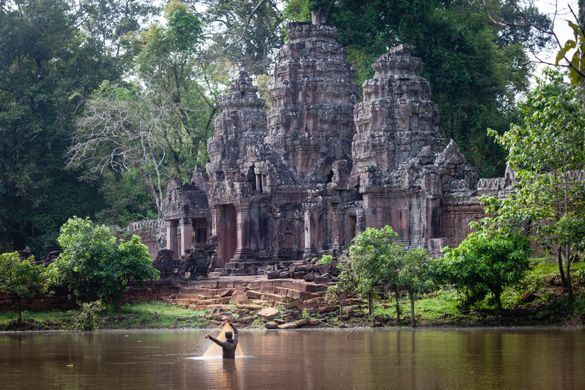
[194,218,209,244]
[215,204,237,267]
[348,215,357,241]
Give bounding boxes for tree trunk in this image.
[494,289,502,312]
[16,295,22,326]
[566,249,574,301]
[557,249,567,288]
[368,292,373,317]
[408,288,416,328]
[394,286,401,323]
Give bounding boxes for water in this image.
[1,328,584,389]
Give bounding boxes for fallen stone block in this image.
[219,289,234,298]
[257,307,280,321]
[230,291,249,304]
[265,321,279,329]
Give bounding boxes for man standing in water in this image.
[205,320,238,359]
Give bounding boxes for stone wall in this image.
[128,219,166,259]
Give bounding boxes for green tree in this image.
[0,252,48,326]
[397,247,433,327]
[48,217,159,307]
[348,226,403,316]
[196,0,284,75]
[321,255,358,318]
[69,1,222,214]
[438,230,530,311]
[0,0,134,255]
[487,69,585,300]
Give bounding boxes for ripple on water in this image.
[186,355,254,361]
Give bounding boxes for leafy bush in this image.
[437,230,530,311]
[0,252,48,325]
[49,217,160,306]
[74,300,103,331]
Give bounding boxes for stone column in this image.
[179,218,193,257]
[166,220,178,254]
[255,174,262,193]
[211,207,219,237]
[330,204,343,252]
[303,203,321,257]
[232,203,252,261]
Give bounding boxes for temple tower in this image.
[350,44,444,188]
[266,12,358,183]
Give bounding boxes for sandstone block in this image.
[257,307,280,321]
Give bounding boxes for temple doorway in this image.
[216,204,237,267]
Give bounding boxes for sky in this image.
[534,1,580,76]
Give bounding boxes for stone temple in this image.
[130,14,516,275]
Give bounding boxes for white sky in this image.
[533,1,580,77]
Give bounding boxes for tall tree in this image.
[486,69,585,300]
[69,1,222,215]
[193,0,284,75]
[0,0,126,255]
[0,252,48,326]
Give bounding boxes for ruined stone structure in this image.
[140,14,516,274]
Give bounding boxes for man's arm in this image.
[228,321,238,341]
[206,334,225,347]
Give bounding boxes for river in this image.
[1,328,584,389]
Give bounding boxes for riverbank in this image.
[2,261,583,331]
[1,292,583,331]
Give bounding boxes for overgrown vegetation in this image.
[323,226,434,327]
[0,252,49,325]
[0,302,207,331]
[48,217,160,307]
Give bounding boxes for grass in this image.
[0,301,209,331]
[362,258,585,326]
[102,302,208,329]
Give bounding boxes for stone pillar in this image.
[303,203,321,257]
[211,207,219,237]
[179,218,193,257]
[330,204,343,252]
[166,220,178,254]
[232,203,252,261]
[255,175,262,193]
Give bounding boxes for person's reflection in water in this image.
[222,359,236,386]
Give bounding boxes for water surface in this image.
[1,328,584,389]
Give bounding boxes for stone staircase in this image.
[166,277,327,310]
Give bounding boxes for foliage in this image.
[325,257,358,318]
[437,230,530,311]
[397,247,433,326]
[69,2,223,214]
[555,5,585,86]
[0,252,48,324]
[73,300,103,331]
[486,69,585,299]
[0,0,121,255]
[319,254,333,265]
[348,226,402,315]
[197,0,284,75]
[48,217,159,305]
[345,226,433,325]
